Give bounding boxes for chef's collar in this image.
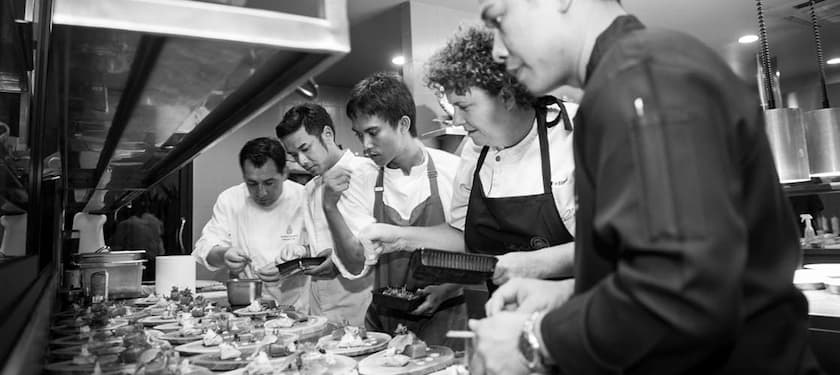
[585,15,645,83]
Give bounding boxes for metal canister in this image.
[63,269,82,289]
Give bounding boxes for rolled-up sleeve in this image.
[192,193,234,272]
[328,165,377,279]
[541,62,747,373]
[448,141,480,231]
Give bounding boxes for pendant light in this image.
[803,0,840,178]
[756,0,811,183]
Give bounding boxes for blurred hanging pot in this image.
[803,0,840,178]
[755,0,810,182]
[765,108,811,183]
[805,108,840,178]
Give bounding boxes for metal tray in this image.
[408,249,497,284]
[275,257,327,279]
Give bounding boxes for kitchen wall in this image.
[402,1,478,148]
[191,84,359,279]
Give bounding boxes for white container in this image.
[155,255,196,296]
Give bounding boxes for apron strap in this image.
[426,151,441,201]
[374,166,385,222]
[373,167,385,288]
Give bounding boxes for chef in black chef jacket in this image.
[357,27,577,299]
[468,0,823,374]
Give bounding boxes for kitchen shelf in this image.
[52,0,350,213]
[783,180,840,197]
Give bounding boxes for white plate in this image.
[264,316,329,339]
[174,336,275,355]
[359,345,454,375]
[137,315,178,326]
[794,269,826,290]
[803,263,840,277]
[317,331,391,357]
[220,354,356,375]
[232,306,273,317]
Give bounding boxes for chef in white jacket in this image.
[192,137,309,310]
[276,103,376,326]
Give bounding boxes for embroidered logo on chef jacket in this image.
[279,224,299,241]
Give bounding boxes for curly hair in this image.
[425,26,535,108]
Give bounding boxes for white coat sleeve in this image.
[192,192,234,272]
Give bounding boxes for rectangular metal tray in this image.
[274,256,327,279]
[408,249,497,284]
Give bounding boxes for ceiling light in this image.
[828,57,840,65]
[738,34,759,44]
[391,55,405,66]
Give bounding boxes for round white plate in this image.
[317,331,391,357]
[137,315,178,326]
[220,353,356,375]
[359,346,454,375]
[174,336,274,355]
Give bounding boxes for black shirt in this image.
[540,15,821,374]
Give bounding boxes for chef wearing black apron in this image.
[464,98,574,294]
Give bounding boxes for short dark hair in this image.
[346,72,417,137]
[426,26,535,108]
[276,103,335,140]
[239,137,286,173]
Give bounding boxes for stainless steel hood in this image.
[47,0,349,212]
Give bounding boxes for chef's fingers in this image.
[410,299,436,316]
[256,267,280,283]
[303,258,338,279]
[484,279,522,316]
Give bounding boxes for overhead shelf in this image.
[783,180,840,197]
[49,0,350,213]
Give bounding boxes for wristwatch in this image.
[519,312,550,373]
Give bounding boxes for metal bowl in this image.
[225,279,262,306]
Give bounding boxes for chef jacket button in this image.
[495,155,501,162]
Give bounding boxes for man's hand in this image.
[411,284,460,316]
[256,263,280,283]
[485,278,574,317]
[223,247,251,273]
[359,223,410,253]
[303,252,340,279]
[469,312,531,375]
[322,166,352,207]
[493,252,542,285]
[278,244,309,263]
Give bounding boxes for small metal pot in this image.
[225,279,262,306]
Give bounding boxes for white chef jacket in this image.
[192,181,308,310]
[303,151,376,326]
[330,143,460,278]
[450,103,578,236]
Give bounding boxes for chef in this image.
[358,26,576,294]
[192,137,309,310]
[469,0,822,374]
[276,103,375,326]
[323,72,466,349]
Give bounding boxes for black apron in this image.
[364,151,466,349]
[463,98,574,294]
